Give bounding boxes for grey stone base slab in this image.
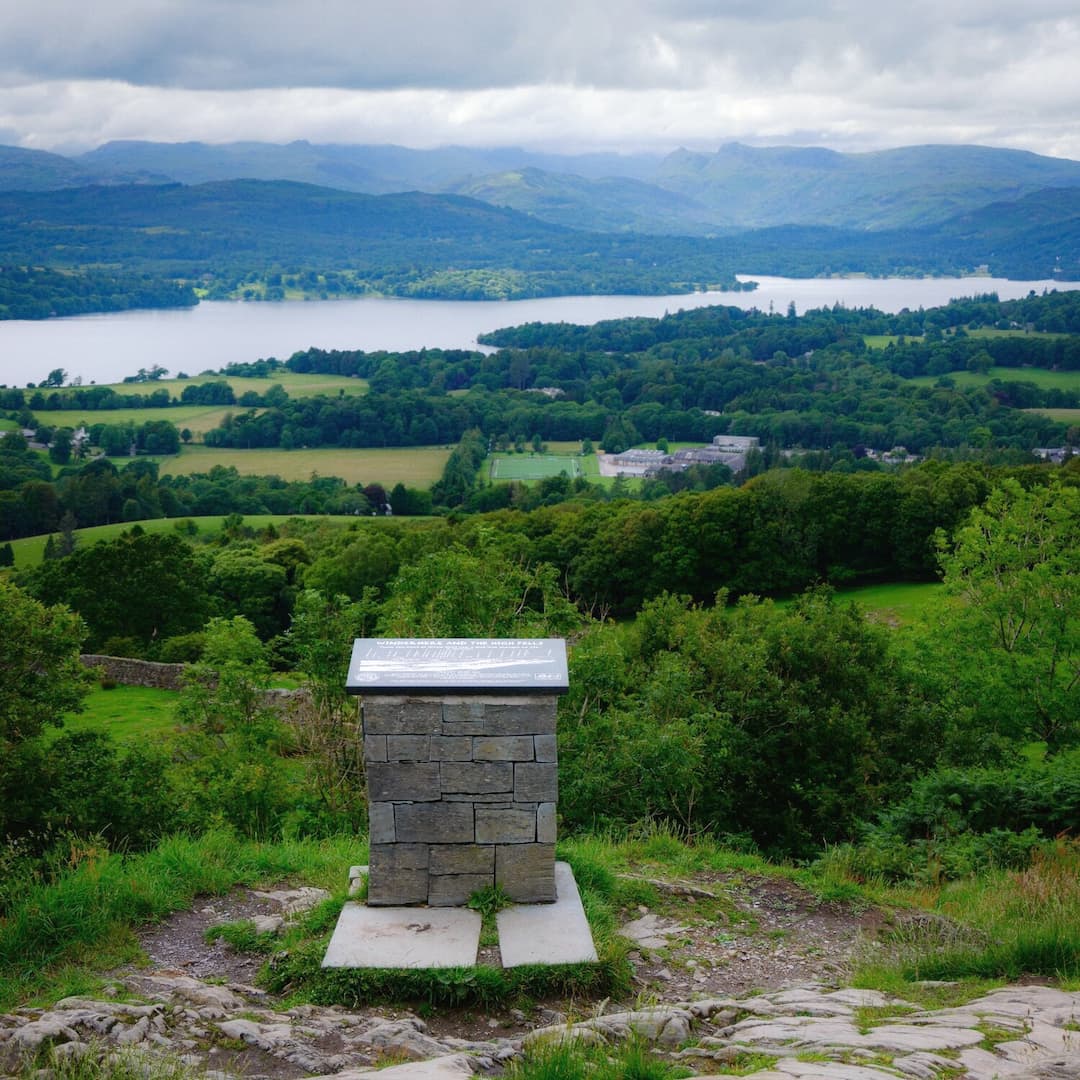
[323,862,596,970]
[497,861,598,967]
[322,904,481,969]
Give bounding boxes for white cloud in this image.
[0,1,1078,157]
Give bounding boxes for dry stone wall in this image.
[80,654,186,691]
[363,694,558,906]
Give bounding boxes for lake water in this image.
[0,275,1076,388]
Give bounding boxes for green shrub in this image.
[559,589,946,858]
[99,637,145,659]
[871,760,1080,841]
[157,632,206,663]
[826,756,1080,884]
[817,827,1050,886]
[1,732,175,864]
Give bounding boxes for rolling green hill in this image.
[654,142,1080,230]
[0,179,750,297]
[0,145,106,191]
[447,166,723,235]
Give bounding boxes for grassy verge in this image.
[892,844,1080,983]
[0,832,363,1011]
[831,840,1080,994]
[508,1037,695,1080]
[9,1048,199,1080]
[569,827,1080,996]
[5,822,1077,1016]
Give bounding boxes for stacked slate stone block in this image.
[363,695,558,906]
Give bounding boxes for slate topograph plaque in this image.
[346,638,569,695]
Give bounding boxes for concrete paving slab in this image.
[322,903,481,969]
[312,1055,475,1080]
[497,861,598,967]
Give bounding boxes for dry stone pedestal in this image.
[348,639,569,909]
[364,693,559,905]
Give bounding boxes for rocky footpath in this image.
[2,975,1079,1079]
[2,882,1078,1079]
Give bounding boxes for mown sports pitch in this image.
[489,453,582,481]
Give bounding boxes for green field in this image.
[33,404,240,437]
[1027,407,1080,423]
[489,452,581,481]
[55,685,181,743]
[833,580,945,625]
[864,334,925,348]
[4,514,365,570]
[157,444,450,485]
[965,328,1070,341]
[908,366,1080,390]
[31,371,370,437]
[79,370,369,400]
[867,330,1069,350]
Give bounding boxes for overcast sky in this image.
[2,1,1079,159]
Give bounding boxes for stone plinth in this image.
[362,694,559,905]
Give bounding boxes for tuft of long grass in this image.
[15,1045,198,1080]
[559,821,772,880]
[855,841,1080,985]
[508,1037,685,1080]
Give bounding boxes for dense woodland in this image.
[0,182,756,301]
[0,266,196,320]
[2,465,1077,870]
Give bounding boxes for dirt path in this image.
[132,869,884,1040]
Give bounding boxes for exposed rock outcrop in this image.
[4,978,1079,1079]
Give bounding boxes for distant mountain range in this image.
[1,140,1079,297]
[1,175,1078,288]
[4,138,1080,235]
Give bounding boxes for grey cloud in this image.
[0,1,1078,159]
[0,2,683,90]
[1,0,1069,93]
